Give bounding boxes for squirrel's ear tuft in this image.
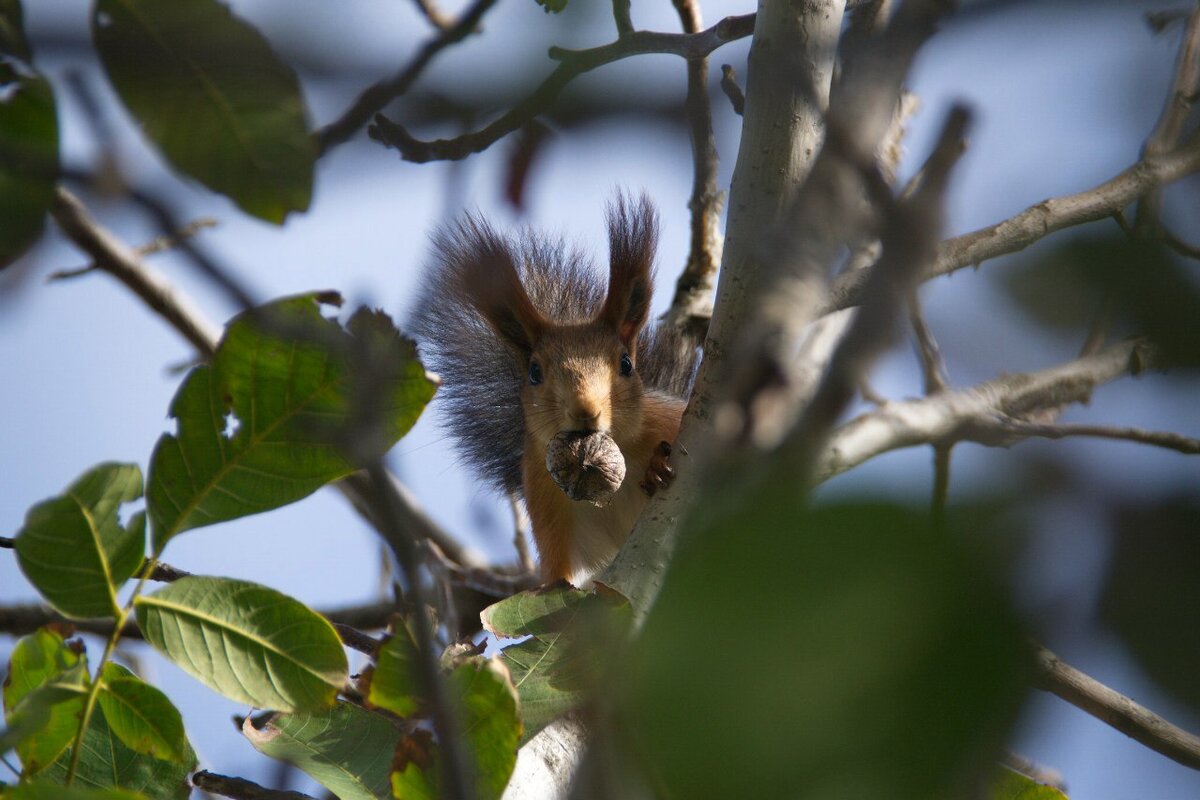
[445,215,545,356]
[602,192,658,345]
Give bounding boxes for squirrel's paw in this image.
[639,441,675,497]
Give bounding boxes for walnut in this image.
[545,430,626,507]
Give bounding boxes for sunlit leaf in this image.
[14,463,145,619]
[390,730,437,800]
[482,584,631,744]
[97,663,189,763]
[0,666,88,766]
[92,0,313,222]
[625,489,1029,800]
[1,783,149,800]
[134,576,347,712]
[988,767,1069,799]
[1,627,87,774]
[244,701,402,800]
[363,620,422,718]
[146,293,436,551]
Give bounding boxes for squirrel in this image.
[410,194,698,584]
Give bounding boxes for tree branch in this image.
[316,0,498,154]
[663,0,725,334]
[0,600,402,643]
[1034,643,1200,772]
[368,14,755,162]
[192,770,317,800]
[50,188,222,358]
[981,419,1200,455]
[816,339,1159,481]
[824,131,1200,315]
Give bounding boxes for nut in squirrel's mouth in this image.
[545,430,626,507]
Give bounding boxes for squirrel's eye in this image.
[528,360,543,385]
[619,353,633,377]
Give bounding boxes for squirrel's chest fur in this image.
[521,390,683,584]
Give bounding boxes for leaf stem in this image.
[64,556,160,785]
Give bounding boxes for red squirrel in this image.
[411,195,697,584]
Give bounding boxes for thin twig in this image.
[719,64,744,115]
[331,623,382,656]
[135,558,192,583]
[0,600,409,643]
[824,132,1200,315]
[1163,226,1200,259]
[1135,4,1200,236]
[1034,642,1200,772]
[664,0,725,332]
[317,0,497,154]
[51,188,222,357]
[908,290,949,394]
[984,419,1200,455]
[369,14,755,162]
[46,218,218,282]
[192,770,317,800]
[411,0,453,31]
[509,493,536,575]
[930,444,951,531]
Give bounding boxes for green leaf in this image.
[36,705,195,799]
[15,463,145,619]
[146,294,436,551]
[988,767,1069,799]
[447,657,520,800]
[624,492,1029,800]
[244,701,402,800]
[363,621,422,718]
[1,783,149,800]
[134,576,348,712]
[0,56,58,268]
[91,0,313,222]
[482,584,631,745]
[0,0,30,60]
[97,663,189,763]
[1,628,87,774]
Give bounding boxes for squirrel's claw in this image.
[639,441,675,497]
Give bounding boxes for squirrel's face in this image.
[520,322,645,449]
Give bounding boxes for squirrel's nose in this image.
[568,403,603,430]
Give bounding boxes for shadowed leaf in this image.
[92,0,313,222]
[146,293,436,551]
